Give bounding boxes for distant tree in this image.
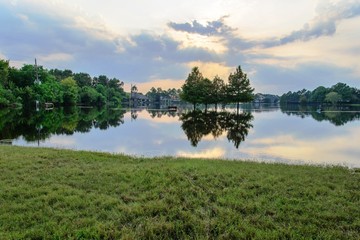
[37,79,63,104]
[49,69,73,81]
[0,59,10,88]
[80,86,106,106]
[197,77,213,109]
[61,77,79,105]
[146,87,157,101]
[180,67,204,109]
[73,73,92,87]
[9,64,36,88]
[0,85,17,107]
[330,83,353,103]
[96,75,109,86]
[325,92,342,105]
[310,86,327,103]
[211,76,226,110]
[226,66,254,112]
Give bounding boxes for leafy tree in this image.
[325,92,342,105]
[49,69,73,81]
[330,83,353,103]
[180,67,204,109]
[61,77,79,106]
[0,85,17,107]
[37,79,63,104]
[198,77,213,109]
[0,59,10,88]
[211,76,226,110]
[95,75,109,86]
[9,65,36,88]
[73,73,92,87]
[79,87,99,105]
[310,86,327,103]
[226,66,254,112]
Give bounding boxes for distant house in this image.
[131,92,150,105]
[254,93,280,104]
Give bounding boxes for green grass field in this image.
[0,146,359,239]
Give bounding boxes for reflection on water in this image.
[180,110,253,148]
[280,104,360,126]
[1,105,359,167]
[0,107,125,143]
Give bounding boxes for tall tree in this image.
[61,77,79,106]
[211,75,226,110]
[226,66,254,113]
[180,67,204,109]
[199,77,213,110]
[73,73,92,87]
[325,92,342,105]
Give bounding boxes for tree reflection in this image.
[180,110,253,148]
[0,107,125,144]
[280,104,360,126]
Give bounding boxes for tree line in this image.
[0,59,126,108]
[145,87,181,102]
[180,66,255,111]
[280,83,360,105]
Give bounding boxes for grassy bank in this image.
[0,146,359,239]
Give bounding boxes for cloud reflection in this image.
[177,147,225,159]
[243,127,360,167]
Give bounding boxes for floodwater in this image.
[1,104,359,167]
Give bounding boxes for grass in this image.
[0,146,359,239]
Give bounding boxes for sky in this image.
[1,0,359,94]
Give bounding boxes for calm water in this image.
[1,105,359,167]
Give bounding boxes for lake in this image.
[1,104,359,167]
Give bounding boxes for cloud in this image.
[177,147,225,159]
[250,61,357,94]
[168,16,234,36]
[264,0,360,47]
[0,0,359,94]
[0,0,221,84]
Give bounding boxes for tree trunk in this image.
[237,102,240,115]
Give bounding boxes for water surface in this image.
[1,105,359,167]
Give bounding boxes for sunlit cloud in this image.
[186,61,232,81]
[129,79,185,93]
[1,0,360,94]
[177,147,225,159]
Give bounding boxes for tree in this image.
[73,73,92,87]
[330,83,352,103]
[310,86,327,103]
[0,59,10,88]
[180,67,204,109]
[61,77,79,105]
[49,69,73,81]
[226,66,254,113]
[80,86,105,106]
[211,76,226,110]
[325,92,342,105]
[37,79,63,104]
